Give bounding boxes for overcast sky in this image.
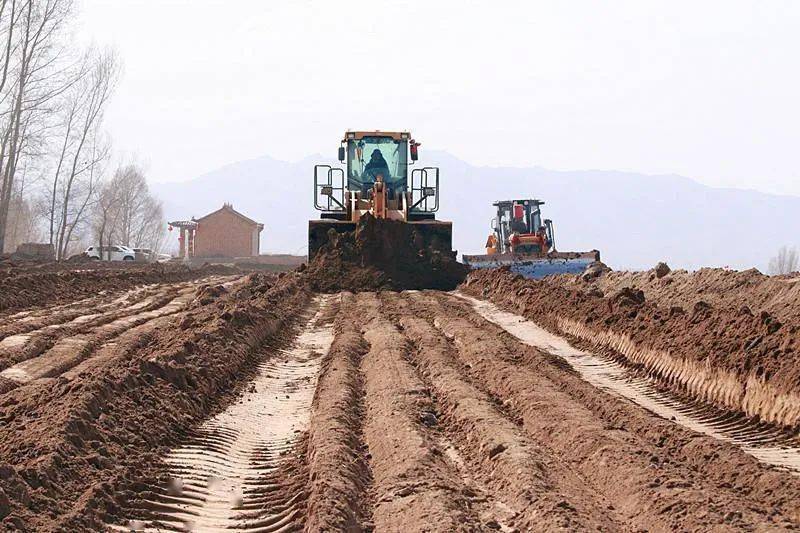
[77,1,800,195]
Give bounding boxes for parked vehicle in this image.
[133,247,154,262]
[156,253,172,263]
[85,245,136,261]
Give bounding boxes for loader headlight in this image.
[321,186,333,196]
[347,132,355,139]
[423,187,436,197]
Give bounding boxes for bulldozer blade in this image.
[462,250,600,279]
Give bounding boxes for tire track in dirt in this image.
[381,292,621,531]
[0,276,239,373]
[409,291,800,530]
[0,287,182,375]
[0,277,240,390]
[114,296,334,532]
[458,292,800,475]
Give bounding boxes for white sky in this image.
[77,0,800,195]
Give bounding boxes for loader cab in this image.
[342,132,409,196]
[314,130,440,221]
[309,130,452,261]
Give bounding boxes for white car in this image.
[85,245,136,261]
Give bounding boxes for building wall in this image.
[194,209,260,257]
[251,228,260,256]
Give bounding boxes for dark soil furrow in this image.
[382,292,621,532]
[410,290,800,531]
[357,292,481,532]
[304,292,373,532]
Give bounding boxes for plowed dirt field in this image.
[1,264,799,532]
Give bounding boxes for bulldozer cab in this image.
[492,199,555,254]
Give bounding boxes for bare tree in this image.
[91,162,166,260]
[47,47,90,246]
[0,2,134,259]
[0,0,76,252]
[4,162,42,250]
[92,173,120,260]
[53,47,118,259]
[768,246,799,276]
[112,163,148,246]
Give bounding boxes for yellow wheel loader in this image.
[309,131,453,259]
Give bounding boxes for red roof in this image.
[194,204,264,230]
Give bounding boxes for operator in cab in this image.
[362,149,392,192]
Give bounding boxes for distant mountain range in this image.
[152,151,800,271]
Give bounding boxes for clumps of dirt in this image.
[194,283,228,305]
[571,265,800,324]
[611,286,645,307]
[581,261,612,281]
[304,214,467,292]
[0,263,238,313]
[462,267,800,429]
[0,272,310,530]
[654,261,671,278]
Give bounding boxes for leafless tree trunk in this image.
[54,47,117,259]
[0,0,75,252]
[768,246,799,276]
[93,173,121,261]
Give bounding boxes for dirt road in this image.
[1,270,799,531]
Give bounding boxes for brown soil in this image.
[0,262,238,314]
[304,293,373,532]
[2,263,800,531]
[462,267,800,430]
[304,214,467,292]
[0,272,310,531]
[590,266,800,326]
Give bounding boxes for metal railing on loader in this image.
[314,165,346,212]
[410,167,440,213]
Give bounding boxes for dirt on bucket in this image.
[303,214,467,292]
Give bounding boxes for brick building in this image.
[191,204,264,258]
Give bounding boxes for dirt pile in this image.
[462,267,800,429]
[304,214,467,292]
[0,272,310,530]
[590,266,800,325]
[0,263,238,313]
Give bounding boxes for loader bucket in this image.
[306,215,464,291]
[462,251,600,279]
[308,218,455,261]
[308,220,356,261]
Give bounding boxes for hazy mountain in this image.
[152,151,800,271]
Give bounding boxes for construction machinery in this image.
[462,199,599,278]
[309,131,453,259]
